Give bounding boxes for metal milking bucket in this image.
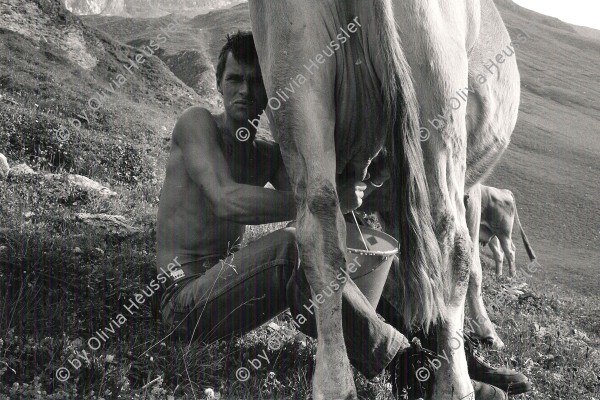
[345,217,398,308]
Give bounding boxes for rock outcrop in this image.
[8,164,35,178]
[7,163,117,199]
[0,154,9,181]
[44,173,117,198]
[75,213,141,236]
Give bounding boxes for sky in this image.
[513,0,600,30]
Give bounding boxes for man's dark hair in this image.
[216,30,260,86]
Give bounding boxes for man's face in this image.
[218,52,268,124]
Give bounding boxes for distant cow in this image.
[479,185,537,276]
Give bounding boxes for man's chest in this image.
[222,141,273,187]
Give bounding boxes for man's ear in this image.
[217,82,223,95]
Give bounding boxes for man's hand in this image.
[338,181,368,214]
[285,172,387,219]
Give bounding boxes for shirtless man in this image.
[156,31,528,399]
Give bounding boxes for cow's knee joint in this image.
[307,182,338,217]
[452,231,472,283]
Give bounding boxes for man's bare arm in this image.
[265,142,373,213]
[174,107,297,224]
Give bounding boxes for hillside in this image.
[80,3,253,108]
[0,0,210,185]
[574,25,600,42]
[487,0,600,299]
[0,0,598,399]
[63,0,246,18]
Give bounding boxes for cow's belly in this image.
[463,0,521,187]
[479,224,493,244]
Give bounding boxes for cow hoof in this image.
[313,390,357,400]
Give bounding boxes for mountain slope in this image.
[80,4,252,107]
[489,0,600,299]
[0,0,205,183]
[63,0,245,17]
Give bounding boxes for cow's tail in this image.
[372,0,446,330]
[510,192,537,261]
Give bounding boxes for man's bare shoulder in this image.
[172,106,220,146]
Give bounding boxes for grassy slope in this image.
[0,0,599,399]
[488,0,600,331]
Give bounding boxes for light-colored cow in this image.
[248,0,521,397]
[465,183,538,350]
[479,184,537,277]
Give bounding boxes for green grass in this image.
[1,169,598,399]
[0,90,598,399]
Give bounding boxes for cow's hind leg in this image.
[248,4,357,398]
[395,14,475,398]
[489,236,505,276]
[277,111,354,399]
[498,236,516,277]
[465,185,505,349]
[276,122,355,400]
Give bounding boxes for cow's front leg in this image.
[296,180,355,400]
[465,185,505,350]
[498,236,517,278]
[249,19,355,394]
